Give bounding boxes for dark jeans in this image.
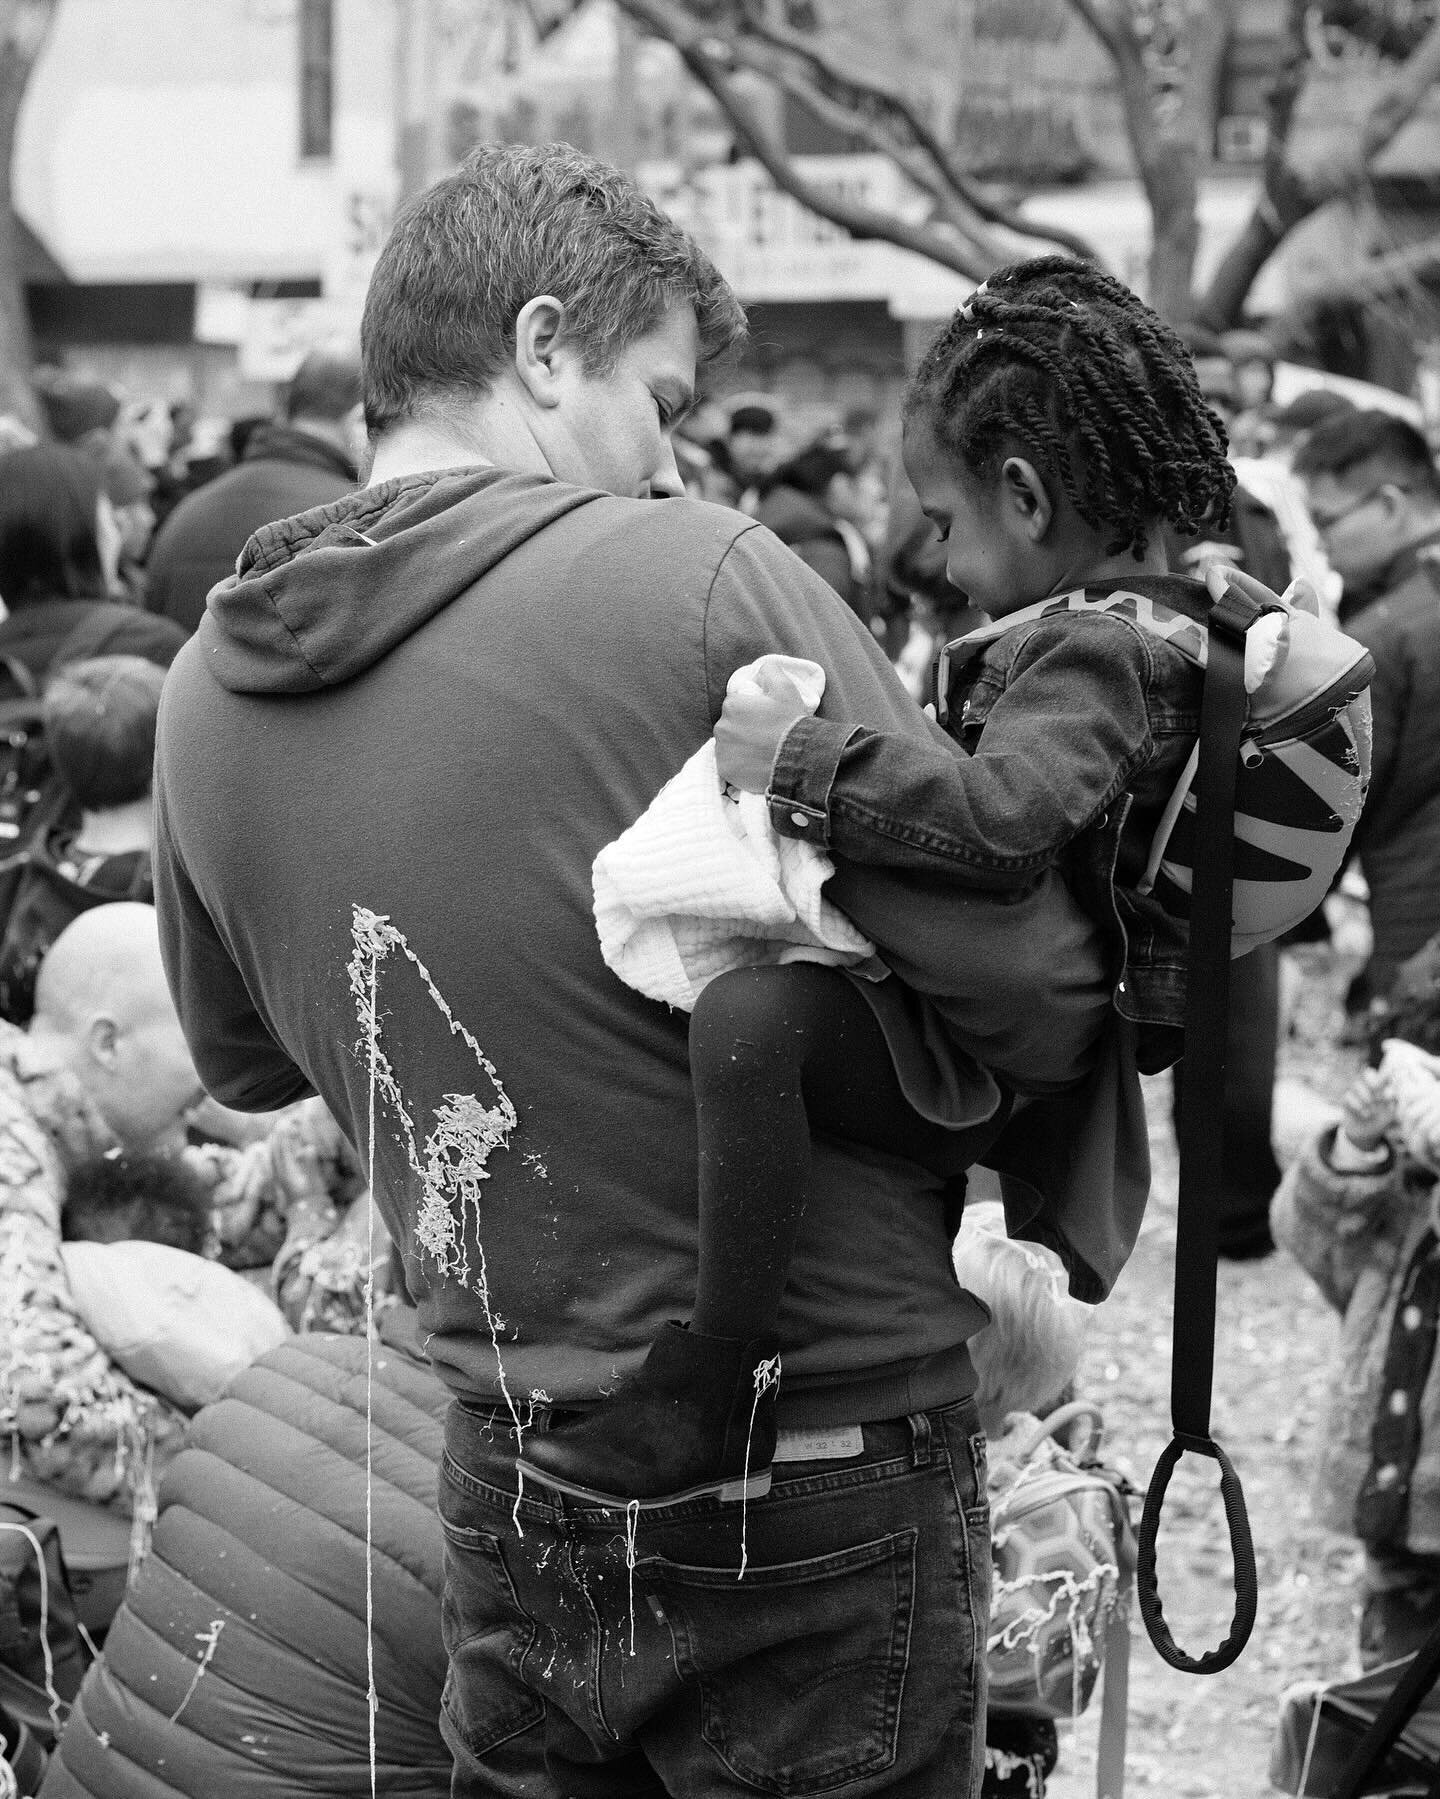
[439,1396,991,1798]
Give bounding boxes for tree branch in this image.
[654,27,995,280]
[722,2,1099,260]
[1064,0,1162,181]
[1198,6,1440,328]
[0,0,57,429]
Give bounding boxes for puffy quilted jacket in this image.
[40,1329,451,1796]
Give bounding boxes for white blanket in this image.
[593,655,879,1011]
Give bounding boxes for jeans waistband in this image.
[451,1394,980,1473]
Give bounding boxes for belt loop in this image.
[907,1411,932,1468]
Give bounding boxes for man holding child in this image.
[154,143,1003,1794]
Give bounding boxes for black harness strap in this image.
[1136,583,1259,1675]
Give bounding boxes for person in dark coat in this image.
[755,438,872,616]
[1296,411,1440,1001]
[40,1323,453,1798]
[0,446,185,685]
[146,352,362,635]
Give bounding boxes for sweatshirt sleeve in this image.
[701,523,938,737]
[1270,1126,1406,1314]
[767,610,1155,885]
[152,766,314,1113]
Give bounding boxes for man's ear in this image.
[87,1016,120,1071]
[1000,456,1053,541]
[513,295,569,410]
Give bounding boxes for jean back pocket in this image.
[638,1529,917,1795]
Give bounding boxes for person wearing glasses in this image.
[1295,410,1440,1009]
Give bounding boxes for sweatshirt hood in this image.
[197,466,606,693]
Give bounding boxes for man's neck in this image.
[367,393,553,488]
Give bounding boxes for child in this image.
[0,656,163,1022]
[1273,1012,1440,1670]
[41,654,163,893]
[521,257,1238,1509]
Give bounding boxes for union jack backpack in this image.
[938,569,1374,1681]
[936,572,1374,960]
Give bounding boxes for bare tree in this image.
[1197,1,1440,331]
[0,0,56,430]
[516,0,1440,328]
[1065,0,1237,321]
[523,0,1099,281]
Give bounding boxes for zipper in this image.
[1250,656,1374,748]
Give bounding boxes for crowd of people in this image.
[0,137,1439,1799]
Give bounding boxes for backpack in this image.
[0,659,67,860]
[0,848,153,1024]
[936,573,1374,958]
[987,1404,1136,1799]
[0,1502,91,1752]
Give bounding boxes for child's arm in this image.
[1271,1070,1406,1314]
[718,613,1155,886]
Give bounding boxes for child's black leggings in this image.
[687,961,1004,1344]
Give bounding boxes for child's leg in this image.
[517,958,1005,1506]
[688,961,1001,1344]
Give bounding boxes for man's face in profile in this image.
[543,301,699,500]
[1305,463,1410,592]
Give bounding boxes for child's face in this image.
[902,419,1047,620]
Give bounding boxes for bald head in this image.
[32,904,203,1150]
[34,903,171,1036]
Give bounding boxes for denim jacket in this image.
[767,575,1210,1072]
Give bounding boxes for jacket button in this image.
[790,812,810,828]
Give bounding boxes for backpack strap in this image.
[1135,581,1258,1675]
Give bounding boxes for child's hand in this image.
[1383,1039,1440,1169]
[715,666,810,795]
[1341,1067,1396,1152]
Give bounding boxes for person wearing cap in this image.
[755,436,874,615]
[726,394,779,513]
[145,351,363,635]
[32,369,122,463]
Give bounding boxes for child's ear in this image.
[1000,456,1053,541]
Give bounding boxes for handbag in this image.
[987,1401,1137,1799]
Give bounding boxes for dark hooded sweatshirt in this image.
[153,466,1005,1427]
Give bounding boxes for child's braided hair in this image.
[904,256,1235,558]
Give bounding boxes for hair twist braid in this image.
[906,256,1235,557]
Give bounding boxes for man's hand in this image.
[714,666,810,794]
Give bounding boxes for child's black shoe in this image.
[518,1321,780,1509]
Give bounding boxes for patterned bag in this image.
[938,573,1373,959]
[987,1402,1136,1722]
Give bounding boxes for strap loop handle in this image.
[1136,578,1258,1674]
[1137,1432,1258,1674]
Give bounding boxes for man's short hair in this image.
[43,655,167,809]
[286,352,363,424]
[1294,407,1440,500]
[361,143,747,436]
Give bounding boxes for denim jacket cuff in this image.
[766,715,861,848]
